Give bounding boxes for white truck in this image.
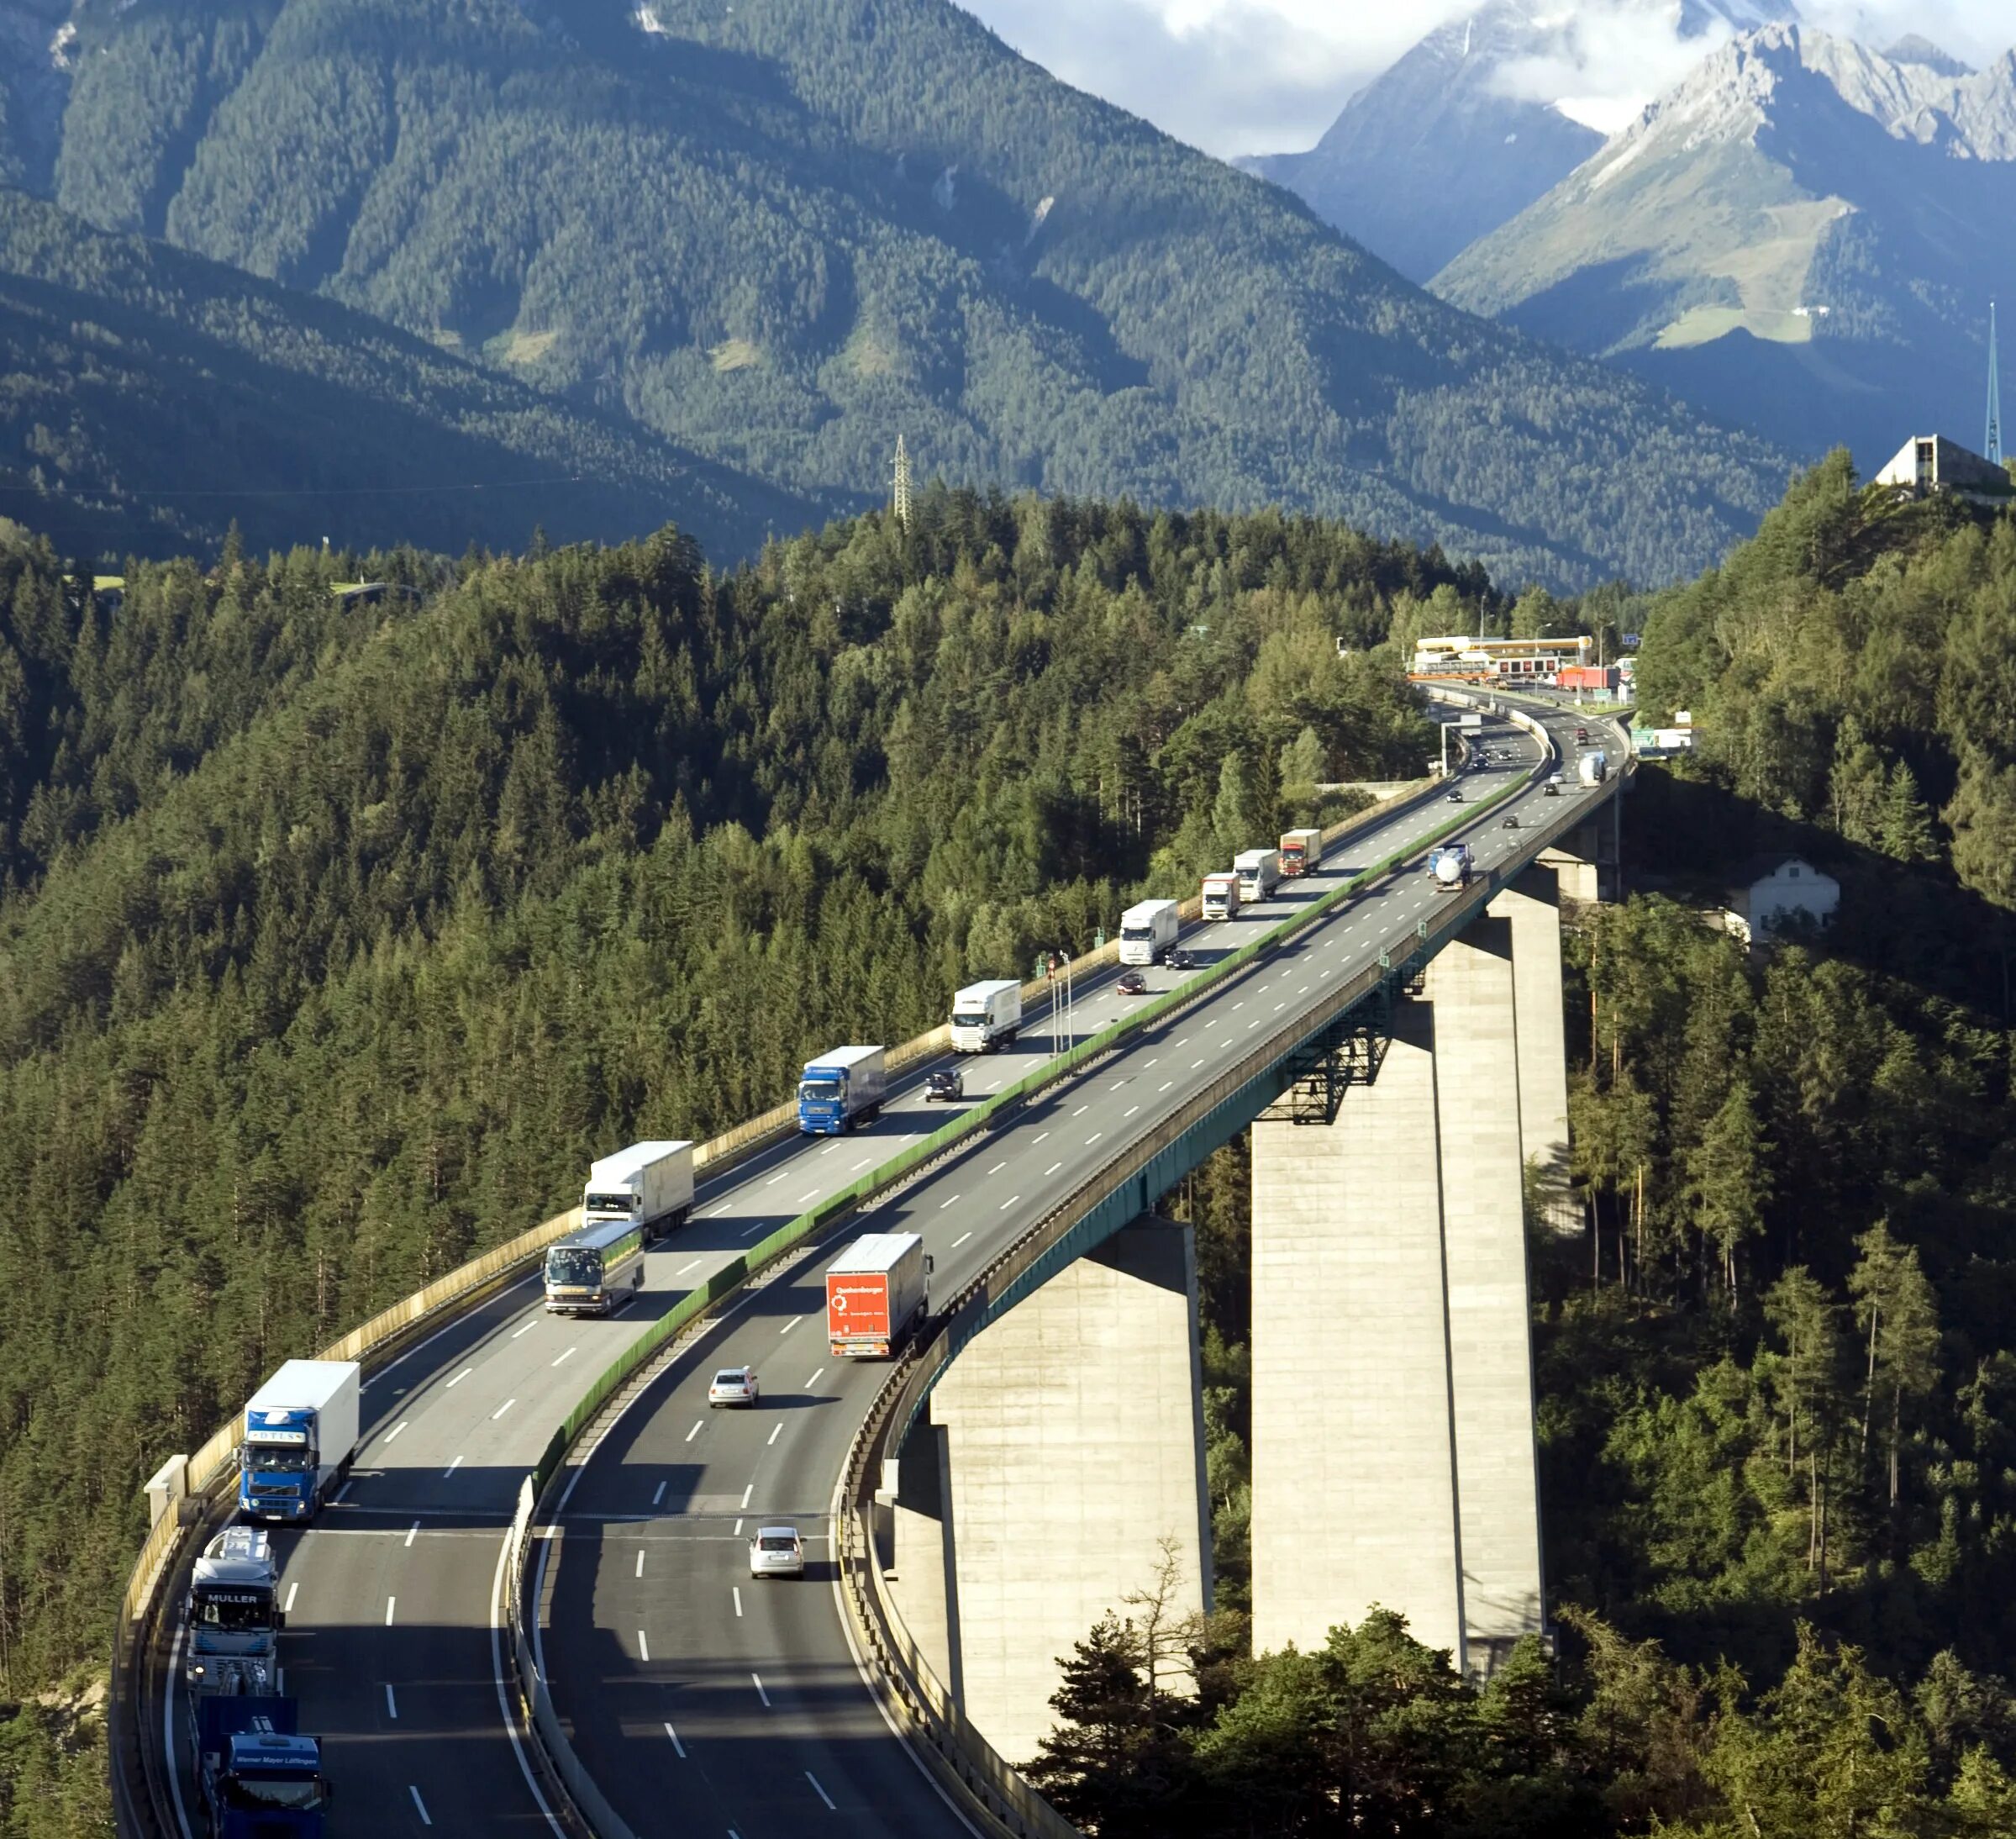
[797,1044,887,1135]
[1118,899,1180,966]
[236,1361,361,1525]
[1579,749,1609,786]
[1201,872,1241,921]
[1428,843,1473,889]
[950,979,1022,1052]
[184,1528,281,1701]
[1235,848,1282,904]
[583,1141,695,1243]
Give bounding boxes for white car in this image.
[749,1525,805,1578]
[708,1365,760,1408]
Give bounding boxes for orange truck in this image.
[1278,827,1324,877]
[824,1232,932,1357]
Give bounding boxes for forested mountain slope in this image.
[0,186,811,559]
[43,0,1786,586]
[0,490,1456,1713]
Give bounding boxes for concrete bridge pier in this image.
[1489,866,1576,1236]
[1539,796,1621,904]
[1250,912,1547,1675]
[885,1217,1213,1766]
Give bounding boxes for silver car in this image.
[749,1525,805,1578]
[708,1365,760,1408]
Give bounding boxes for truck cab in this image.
[197,1699,329,1837]
[185,1529,280,1699]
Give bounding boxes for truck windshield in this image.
[1120,925,1150,941]
[245,1445,313,1472]
[583,1192,634,1215]
[192,1591,274,1631]
[546,1248,603,1288]
[800,1079,841,1102]
[951,1009,986,1026]
[225,1777,327,1811]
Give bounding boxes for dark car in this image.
[1117,970,1149,996]
[1445,789,1463,803]
[1542,782,1560,798]
[1167,948,1196,972]
[924,1068,963,1102]
[1501,814,1521,830]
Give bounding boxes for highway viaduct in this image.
[113,692,1628,1839]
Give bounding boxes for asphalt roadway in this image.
[155,704,1598,1836]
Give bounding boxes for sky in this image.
[955,0,2013,158]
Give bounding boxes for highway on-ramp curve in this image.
[154,709,1581,1837]
[533,710,1588,1839]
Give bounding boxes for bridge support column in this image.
[926,1217,1211,1766]
[1539,796,1621,904]
[1489,866,1577,1236]
[1250,918,1546,1673]
[1250,997,1468,1664]
[1424,920,1545,1668]
[882,1417,961,1700]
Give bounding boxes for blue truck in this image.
[797,1045,887,1135]
[195,1696,329,1837]
[238,1361,361,1524]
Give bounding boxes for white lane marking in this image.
[1087,1131,1103,1145]
[385,1595,397,1626]
[1045,1162,1063,1175]
[779,1315,802,1336]
[734,1587,745,1618]
[687,1420,703,1442]
[445,1365,474,1388]
[665,1722,686,1757]
[1071,1104,1090,1117]
[386,1683,398,1719]
[808,1773,838,1810]
[740,1483,754,1509]
[794,1188,819,1205]
[768,1424,782,1446]
[998,1194,1021,1210]
[805,1368,825,1388]
[636,1550,645,1578]
[445,1455,463,1479]
[334,1479,353,1504]
[752,1673,771,1707]
[987,1161,1007,1175]
[676,1257,704,1275]
[1205,1019,1221,1030]
[409,1785,432,1826]
[512,1320,539,1339]
[820,1143,837,1156]
[639,1629,650,1662]
[1248,1020,1261,1030]
[1191,1059,1205,1070]
[1159,1082,1174,1093]
[492,1397,517,1420]
[851,1157,871,1171]
[1274,1002,1286,1012]
[653,1481,667,1506]
[382,1420,408,1446]
[1232,1001,1245,1009]
[1299,984,1309,993]
[734,1519,743,1536]
[938,1194,960,1209]
[406,1521,420,1549]
[551,1346,578,1367]
[767,1172,787,1184]
[952,1231,972,1248]
[284,1582,298,1615]
[1124,1105,1140,1118]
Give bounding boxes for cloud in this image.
[956,0,2016,156]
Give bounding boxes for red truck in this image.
[1557,665,1619,693]
[824,1232,932,1358]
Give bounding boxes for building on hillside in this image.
[1409,634,1592,682]
[1720,855,1840,946]
[1873,435,2014,508]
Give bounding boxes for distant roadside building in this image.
[1409,635,1592,682]
[1873,435,2013,508]
[1720,855,1840,946]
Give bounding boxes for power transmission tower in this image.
[891,434,913,530]
[1989,301,2003,467]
